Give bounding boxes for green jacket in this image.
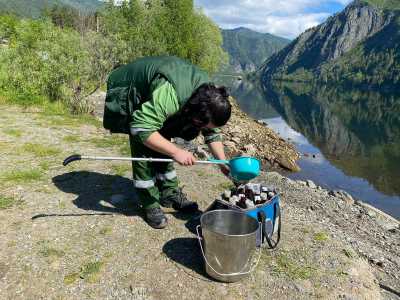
[104,56,222,143]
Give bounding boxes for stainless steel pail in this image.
[197,210,260,282]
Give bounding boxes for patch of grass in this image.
[0,90,53,108]
[196,169,207,177]
[0,89,95,130]
[0,94,7,105]
[0,141,10,151]
[58,201,66,209]
[99,227,112,235]
[80,261,104,283]
[21,143,61,157]
[89,135,130,156]
[63,135,80,143]
[314,232,329,242]
[216,181,235,190]
[75,114,102,127]
[0,195,17,209]
[2,169,43,183]
[39,161,50,171]
[44,115,80,127]
[89,137,116,148]
[336,269,349,277]
[273,252,316,280]
[37,240,65,258]
[64,272,80,285]
[3,128,22,137]
[39,247,65,258]
[90,135,128,147]
[111,164,131,176]
[119,142,131,156]
[7,240,17,248]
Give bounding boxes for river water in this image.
[214,77,400,219]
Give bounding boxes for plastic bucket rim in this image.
[200,209,259,238]
[229,156,261,164]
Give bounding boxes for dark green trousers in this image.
[129,135,179,209]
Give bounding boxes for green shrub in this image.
[0,1,227,113]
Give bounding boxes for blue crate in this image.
[205,195,281,248]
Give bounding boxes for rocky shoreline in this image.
[196,98,301,172]
[259,172,400,298]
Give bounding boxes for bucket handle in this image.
[196,224,262,278]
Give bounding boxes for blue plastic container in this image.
[245,195,280,247]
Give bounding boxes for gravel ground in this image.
[0,105,399,299]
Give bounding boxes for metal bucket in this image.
[196,210,261,282]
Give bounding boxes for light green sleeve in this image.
[130,80,179,143]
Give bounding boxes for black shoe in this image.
[145,207,168,229]
[160,188,199,213]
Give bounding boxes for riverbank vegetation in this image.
[0,0,227,113]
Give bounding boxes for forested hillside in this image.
[0,0,226,114]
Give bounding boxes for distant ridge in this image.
[221,27,289,73]
[0,0,102,18]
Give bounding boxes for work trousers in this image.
[129,134,179,209]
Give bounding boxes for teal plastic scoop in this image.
[208,156,261,182]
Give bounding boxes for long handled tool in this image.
[63,154,227,166]
[63,154,261,181]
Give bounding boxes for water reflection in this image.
[214,76,400,218]
[264,82,400,197]
[213,75,280,119]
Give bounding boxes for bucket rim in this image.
[200,209,259,238]
[230,156,260,164]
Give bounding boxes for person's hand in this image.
[219,164,230,177]
[172,148,196,166]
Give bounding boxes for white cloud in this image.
[335,0,352,4]
[194,0,350,38]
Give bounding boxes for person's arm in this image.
[208,141,226,160]
[144,132,196,166]
[208,141,230,177]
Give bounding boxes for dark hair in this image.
[182,83,231,127]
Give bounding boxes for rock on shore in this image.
[196,98,301,171]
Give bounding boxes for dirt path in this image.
[0,105,398,299]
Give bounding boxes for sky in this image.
[194,0,353,39]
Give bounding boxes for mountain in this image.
[260,0,400,86]
[221,27,290,73]
[0,0,102,18]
